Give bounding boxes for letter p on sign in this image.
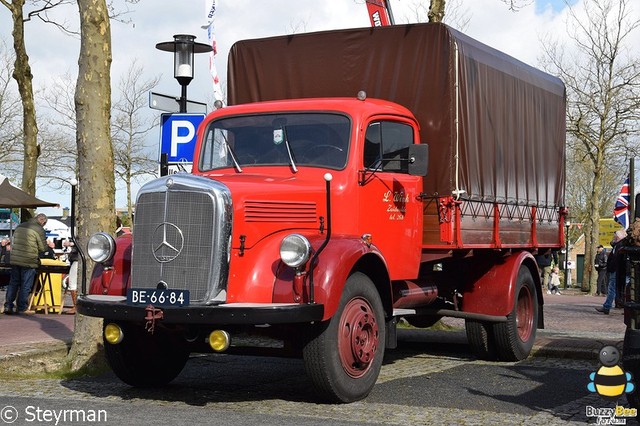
[171,120,195,157]
[160,113,206,163]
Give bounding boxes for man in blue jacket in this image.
[596,230,627,315]
[3,213,47,315]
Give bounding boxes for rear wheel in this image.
[493,267,538,361]
[465,320,497,360]
[303,272,385,403]
[104,322,190,387]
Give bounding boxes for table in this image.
[28,259,70,314]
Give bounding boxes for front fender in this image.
[274,235,389,321]
[88,234,132,296]
[461,251,541,317]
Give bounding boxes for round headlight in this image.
[280,234,311,268]
[87,232,116,263]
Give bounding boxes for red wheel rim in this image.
[337,297,380,378]
[516,284,534,342]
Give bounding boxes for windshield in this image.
[199,113,350,171]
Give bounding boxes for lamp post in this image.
[155,34,212,114]
[69,178,87,294]
[564,220,571,289]
[156,34,212,177]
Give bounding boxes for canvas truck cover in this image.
[227,23,566,209]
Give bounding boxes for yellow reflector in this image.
[104,323,124,345]
[208,330,230,352]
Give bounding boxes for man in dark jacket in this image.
[596,230,627,315]
[3,213,47,314]
[535,250,558,292]
[594,244,607,295]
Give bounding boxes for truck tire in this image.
[465,320,497,360]
[104,322,190,387]
[302,272,385,403]
[493,267,538,361]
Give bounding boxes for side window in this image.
[364,121,414,173]
[364,122,382,170]
[201,128,231,170]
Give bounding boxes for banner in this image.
[365,0,393,26]
[204,0,224,101]
[614,175,630,229]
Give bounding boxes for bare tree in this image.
[499,0,534,12]
[399,0,521,30]
[68,0,115,372]
[111,59,159,220]
[403,0,468,30]
[564,134,621,244]
[38,72,78,189]
[540,0,640,293]
[428,0,446,22]
[1,0,38,216]
[0,39,22,176]
[0,1,77,218]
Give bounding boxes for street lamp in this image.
[564,220,571,289]
[155,34,212,113]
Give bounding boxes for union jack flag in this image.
[614,176,630,229]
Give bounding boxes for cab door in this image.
[358,118,423,279]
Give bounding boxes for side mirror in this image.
[408,144,428,176]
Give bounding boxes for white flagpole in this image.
[204,0,224,102]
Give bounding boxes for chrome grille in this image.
[131,175,232,303]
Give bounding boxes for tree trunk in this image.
[6,0,39,220]
[428,0,446,23]
[583,160,604,293]
[68,0,114,372]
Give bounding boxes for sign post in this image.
[149,92,207,114]
[159,113,206,175]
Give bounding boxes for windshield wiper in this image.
[220,132,242,173]
[281,125,298,173]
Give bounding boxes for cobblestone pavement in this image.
[0,350,630,425]
[0,287,635,425]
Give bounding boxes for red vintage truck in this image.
[78,23,567,403]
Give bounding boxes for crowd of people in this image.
[1,213,78,315]
[535,222,638,315]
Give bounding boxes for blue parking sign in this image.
[160,113,206,163]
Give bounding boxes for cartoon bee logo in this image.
[588,345,635,398]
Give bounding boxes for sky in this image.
[0,0,633,216]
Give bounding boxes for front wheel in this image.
[104,322,190,387]
[303,272,385,403]
[492,267,538,361]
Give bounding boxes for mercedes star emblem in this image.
[152,222,184,263]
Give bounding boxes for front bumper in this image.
[77,295,324,325]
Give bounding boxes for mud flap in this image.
[386,316,397,349]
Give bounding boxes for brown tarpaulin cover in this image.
[0,178,58,208]
[228,23,566,209]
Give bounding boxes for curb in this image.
[532,333,621,360]
[0,341,71,375]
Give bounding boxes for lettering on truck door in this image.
[358,120,423,279]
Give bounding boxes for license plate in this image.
[126,289,190,306]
